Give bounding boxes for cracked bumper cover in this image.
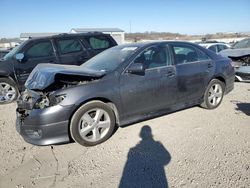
[16,104,75,146]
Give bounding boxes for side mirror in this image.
[127,63,145,75]
[15,53,24,62]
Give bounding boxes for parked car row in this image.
[0,49,10,59]
[0,32,117,104]
[219,38,250,82]
[198,38,250,82]
[15,41,235,146]
[198,42,230,54]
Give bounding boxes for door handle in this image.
[49,60,55,63]
[166,71,175,77]
[208,62,213,68]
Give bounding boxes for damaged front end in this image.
[219,49,250,82]
[230,56,250,82]
[18,63,105,109]
[16,63,105,145]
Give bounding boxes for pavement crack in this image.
[20,153,25,164]
[33,156,42,167]
[49,146,59,188]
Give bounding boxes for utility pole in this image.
[129,20,131,33]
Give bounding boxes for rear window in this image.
[57,39,83,54]
[173,45,198,64]
[85,36,112,50]
[173,44,210,64]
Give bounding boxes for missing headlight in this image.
[34,94,66,109]
[49,94,66,106]
[34,96,50,109]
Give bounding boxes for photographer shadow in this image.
[236,103,250,116]
[119,125,171,188]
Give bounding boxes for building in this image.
[70,28,125,44]
[20,32,61,40]
[0,42,19,50]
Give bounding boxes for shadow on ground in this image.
[235,103,250,116]
[119,125,171,188]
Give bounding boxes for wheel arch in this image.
[214,76,226,85]
[69,97,120,127]
[83,97,120,124]
[0,75,16,83]
[67,97,120,142]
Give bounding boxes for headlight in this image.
[34,94,66,109]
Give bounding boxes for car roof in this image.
[27,32,110,41]
[199,43,229,48]
[117,40,200,48]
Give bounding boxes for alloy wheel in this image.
[0,82,17,103]
[208,83,223,106]
[78,108,111,142]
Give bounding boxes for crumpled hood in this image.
[219,48,250,58]
[25,63,105,91]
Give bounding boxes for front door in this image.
[14,39,56,88]
[119,45,177,120]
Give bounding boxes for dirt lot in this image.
[0,82,249,188]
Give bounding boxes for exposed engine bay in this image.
[230,55,250,67]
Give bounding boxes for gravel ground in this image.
[0,82,249,188]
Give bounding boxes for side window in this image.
[133,46,171,69]
[26,41,54,58]
[173,45,198,64]
[208,45,217,53]
[197,49,210,61]
[217,44,228,52]
[86,36,111,50]
[57,39,83,54]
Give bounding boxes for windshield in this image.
[3,41,26,60]
[80,46,138,72]
[232,38,250,49]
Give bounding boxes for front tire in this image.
[70,101,116,146]
[201,79,225,109]
[0,78,19,104]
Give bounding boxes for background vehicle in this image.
[0,32,117,104]
[219,38,250,82]
[199,43,230,53]
[0,49,10,59]
[16,41,235,147]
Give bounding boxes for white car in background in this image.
[199,43,230,54]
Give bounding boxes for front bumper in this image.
[234,66,250,82]
[235,72,250,82]
[16,104,75,146]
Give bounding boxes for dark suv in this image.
[0,33,117,104]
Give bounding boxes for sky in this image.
[0,0,250,38]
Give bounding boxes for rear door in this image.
[119,44,177,119]
[82,35,117,56]
[54,37,90,66]
[15,39,56,87]
[170,43,213,102]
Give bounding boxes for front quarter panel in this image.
[52,75,121,113]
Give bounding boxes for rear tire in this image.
[70,101,116,146]
[201,79,225,109]
[0,78,19,104]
